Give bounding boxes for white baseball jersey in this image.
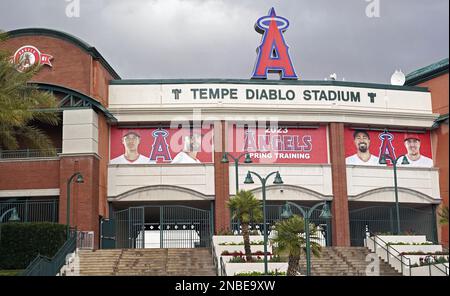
[110,154,154,164]
[345,154,380,166]
[171,152,201,164]
[398,155,433,168]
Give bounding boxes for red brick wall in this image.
[214,121,230,233]
[59,155,100,248]
[329,123,351,246]
[418,74,449,247]
[1,32,114,247]
[1,36,92,95]
[98,114,109,218]
[0,160,60,189]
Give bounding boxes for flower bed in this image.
[219,240,264,246]
[402,254,449,266]
[213,235,264,246]
[214,244,266,258]
[224,262,288,276]
[388,244,443,254]
[235,270,286,276]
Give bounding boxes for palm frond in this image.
[0,38,59,150]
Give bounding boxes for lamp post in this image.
[221,152,252,193]
[281,201,332,276]
[67,172,84,239]
[244,170,283,275]
[0,208,21,223]
[379,154,409,235]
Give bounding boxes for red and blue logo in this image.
[378,132,396,164]
[251,8,298,80]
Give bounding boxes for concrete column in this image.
[329,123,351,246]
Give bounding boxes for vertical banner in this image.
[344,128,433,167]
[226,125,328,164]
[110,126,213,164]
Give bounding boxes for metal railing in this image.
[210,238,219,276]
[367,233,448,276]
[0,200,58,223]
[0,148,62,159]
[77,231,94,250]
[367,232,412,276]
[21,228,77,276]
[220,256,227,276]
[423,255,449,276]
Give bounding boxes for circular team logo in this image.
[12,45,53,72]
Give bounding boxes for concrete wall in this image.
[347,166,441,203]
[231,164,333,199]
[107,164,215,199]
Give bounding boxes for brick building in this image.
[0,28,447,249]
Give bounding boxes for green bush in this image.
[0,222,67,269]
[234,270,286,276]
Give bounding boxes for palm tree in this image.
[227,190,263,262]
[271,215,322,276]
[439,205,448,225]
[0,31,59,151]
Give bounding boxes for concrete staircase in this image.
[296,247,401,276]
[332,247,401,276]
[79,248,216,276]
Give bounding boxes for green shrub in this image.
[0,222,67,269]
[234,270,286,276]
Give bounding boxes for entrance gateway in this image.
[101,205,213,249]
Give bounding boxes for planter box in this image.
[402,254,449,266]
[214,244,267,258]
[388,245,443,254]
[221,254,279,263]
[213,235,264,245]
[224,262,288,276]
[376,235,428,245]
[410,263,449,276]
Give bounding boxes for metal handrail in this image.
[0,148,62,159]
[210,238,218,275]
[21,228,77,276]
[368,232,412,276]
[220,256,227,276]
[423,255,449,276]
[371,233,450,276]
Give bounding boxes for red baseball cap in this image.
[403,133,421,141]
[122,130,141,138]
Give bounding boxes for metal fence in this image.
[0,148,62,159]
[349,205,437,246]
[77,231,94,249]
[0,200,59,223]
[114,205,213,249]
[231,204,332,247]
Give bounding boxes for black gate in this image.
[110,205,213,249]
[231,204,332,246]
[100,218,116,249]
[349,205,438,246]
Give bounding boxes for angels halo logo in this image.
[12,45,53,72]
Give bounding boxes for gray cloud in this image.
[0,0,448,83]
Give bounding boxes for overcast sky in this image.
[0,0,448,83]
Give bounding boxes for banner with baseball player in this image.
[110,127,213,164]
[226,125,328,164]
[344,128,433,167]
